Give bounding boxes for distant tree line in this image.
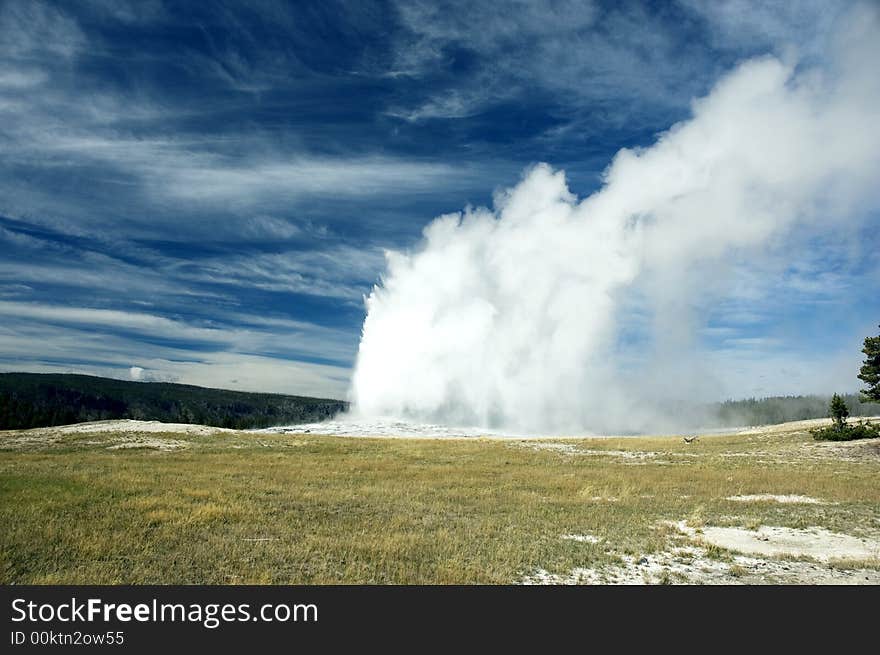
[0,373,348,430]
[711,393,880,427]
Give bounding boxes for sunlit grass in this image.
[1,424,878,583]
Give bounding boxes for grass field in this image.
[2,418,879,584]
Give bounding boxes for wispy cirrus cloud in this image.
[384,0,857,133]
[0,300,358,391]
[0,349,350,399]
[0,0,86,59]
[169,246,386,301]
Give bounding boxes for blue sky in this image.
[1,0,877,400]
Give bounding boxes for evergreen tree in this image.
[858,324,880,402]
[829,393,849,429]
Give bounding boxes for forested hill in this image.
[0,373,348,430]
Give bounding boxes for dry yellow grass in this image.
[1,420,878,584]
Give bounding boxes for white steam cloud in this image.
[350,6,880,434]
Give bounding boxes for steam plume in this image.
[351,6,880,433]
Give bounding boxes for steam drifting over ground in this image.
[350,6,880,434]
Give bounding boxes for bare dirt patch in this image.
[801,437,880,462]
[674,522,880,561]
[726,494,825,504]
[0,420,235,451]
[41,419,235,436]
[508,441,580,455]
[561,534,602,544]
[735,418,836,435]
[519,545,880,585]
[521,519,880,585]
[507,441,671,463]
[578,449,667,463]
[106,437,189,451]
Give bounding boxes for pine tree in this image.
[858,324,880,402]
[829,393,849,429]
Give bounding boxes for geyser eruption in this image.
[351,6,880,434]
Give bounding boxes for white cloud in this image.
[1,115,479,212]
[0,301,225,341]
[0,1,86,59]
[157,156,465,205]
[386,1,859,127]
[82,0,167,24]
[0,67,48,88]
[0,303,356,398]
[3,354,349,399]
[170,246,385,300]
[0,301,358,366]
[680,0,842,55]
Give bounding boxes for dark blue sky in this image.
[1,0,877,399]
